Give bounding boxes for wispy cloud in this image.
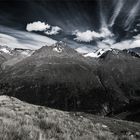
[124,0,140,30]
[109,0,126,27]
[0,26,56,50]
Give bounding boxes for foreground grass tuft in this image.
[0,96,140,140]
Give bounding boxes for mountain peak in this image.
[0,45,13,55]
[33,41,84,59]
[84,49,107,58]
[0,45,34,57]
[100,48,140,60]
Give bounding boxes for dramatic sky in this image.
[0,0,140,51]
[0,0,99,30]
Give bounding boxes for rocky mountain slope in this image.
[97,49,140,121]
[0,95,140,140]
[0,45,34,70]
[0,42,101,112]
[0,42,139,122]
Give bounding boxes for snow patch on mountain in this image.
[14,48,34,56]
[76,46,111,58]
[53,47,63,53]
[20,51,33,56]
[0,45,34,57]
[0,45,13,55]
[84,49,108,58]
[0,47,11,54]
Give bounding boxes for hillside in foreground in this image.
[0,95,140,140]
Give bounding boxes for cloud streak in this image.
[109,0,125,27]
[124,0,140,30]
[0,26,56,50]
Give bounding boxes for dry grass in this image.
[0,96,139,140]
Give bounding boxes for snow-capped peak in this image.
[75,46,111,58]
[0,45,34,57]
[52,41,66,53]
[0,48,11,54]
[0,46,13,55]
[84,49,107,58]
[53,47,63,53]
[14,48,34,56]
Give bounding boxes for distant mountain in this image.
[0,42,102,112]
[0,42,139,121]
[0,45,34,69]
[99,48,140,100]
[76,47,140,58]
[0,46,13,63]
[97,49,140,122]
[84,49,107,58]
[129,47,140,55]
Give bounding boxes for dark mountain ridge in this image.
[0,43,139,122]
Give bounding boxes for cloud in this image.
[76,46,94,54]
[136,23,140,27]
[73,30,101,42]
[101,35,140,50]
[100,28,114,38]
[26,21,62,36]
[45,26,62,35]
[73,27,113,42]
[0,26,56,50]
[75,31,140,58]
[124,0,140,30]
[26,21,50,32]
[73,26,140,51]
[109,0,125,27]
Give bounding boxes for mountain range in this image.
[0,42,139,123]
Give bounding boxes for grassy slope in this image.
[0,95,140,140]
